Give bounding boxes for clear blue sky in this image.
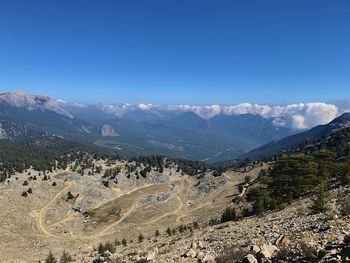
[0,0,349,105]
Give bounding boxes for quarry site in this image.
[0,159,260,262]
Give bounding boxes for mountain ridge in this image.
[240,112,350,161]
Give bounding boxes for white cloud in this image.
[56,99,67,103]
[291,114,307,129]
[72,102,87,108]
[137,103,154,111]
[95,100,348,130]
[302,103,338,128]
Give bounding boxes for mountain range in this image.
[1,90,349,163]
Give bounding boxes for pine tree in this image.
[311,182,328,214]
[45,251,57,263]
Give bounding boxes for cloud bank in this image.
[67,99,350,130]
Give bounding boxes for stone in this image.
[196,251,205,260]
[258,243,279,258]
[197,241,204,248]
[185,249,197,258]
[101,250,112,258]
[202,253,215,263]
[250,245,261,253]
[243,254,258,263]
[275,234,291,247]
[147,251,157,261]
[332,214,339,220]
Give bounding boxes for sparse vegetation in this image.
[166,227,172,236]
[59,251,72,263]
[220,207,237,223]
[122,238,127,246]
[138,234,144,242]
[341,195,350,216]
[97,241,115,254]
[45,251,57,263]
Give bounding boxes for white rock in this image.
[259,243,279,258]
[251,244,261,254]
[185,249,197,258]
[147,251,156,261]
[243,254,258,263]
[202,253,215,263]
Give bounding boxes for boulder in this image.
[185,249,197,258]
[243,254,258,263]
[258,243,279,258]
[250,245,261,254]
[101,250,112,258]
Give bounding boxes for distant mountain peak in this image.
[0,90,73,118]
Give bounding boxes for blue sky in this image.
[0,0,349,105]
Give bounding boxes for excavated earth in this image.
[0,161,261,262]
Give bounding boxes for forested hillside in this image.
[247,127,350,215]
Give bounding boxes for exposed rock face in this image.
[0,90,73,118]
[100,124,119,137]
[0,125,7,139]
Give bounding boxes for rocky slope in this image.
[80,186,350,263]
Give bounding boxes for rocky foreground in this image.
[71,187,350,263]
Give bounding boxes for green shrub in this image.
[221,207,236,223]
[45,251,57,263]
[166,227,172,236]
[60,251,72,263]
[138,234,144,242]
[122,238,127,246]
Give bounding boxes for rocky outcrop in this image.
[100,124,119,137]
[0,90,73,118]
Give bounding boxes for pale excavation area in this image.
[0,157,258,262]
